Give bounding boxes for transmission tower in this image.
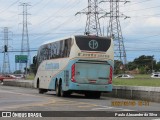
[101,0,129,67]
[76,0,103,36]
[19,3,31,71]
[2,27,10,74]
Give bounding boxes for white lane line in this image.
[0,90,56,99]
[152,119,160,120]
[0,90,39,97]
[92,107,115,110]
[91,105,134,111]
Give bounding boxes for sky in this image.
[0,0,160,72]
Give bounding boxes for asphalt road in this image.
[0,84,160,120]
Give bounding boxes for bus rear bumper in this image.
[68,82,112,92]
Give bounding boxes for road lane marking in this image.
[0,90,46,98]
[92,107,115,110]
[77,102,98,108]
[0,99,57,110]
[0,90,62,101]
[0,89,136,111]
[91,105,134,111]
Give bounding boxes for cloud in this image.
[145,17,160,27]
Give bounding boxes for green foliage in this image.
[139,67,146,74]
[113,74,160,87]
[114,60,124,74]
[13,70,22,74]
[127,55,159,73]
[30,64,37,75]
[26,74,35,80]
[127,62,137,70]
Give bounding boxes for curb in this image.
[3,79,160,103]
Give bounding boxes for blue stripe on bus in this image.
[48,59,79,90]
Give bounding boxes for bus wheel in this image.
[39,89,47,94]
[56,82,60,96]
[59,83,69,97]
[37,79,44,94]
[39,89,44,94]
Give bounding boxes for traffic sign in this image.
[15,55,28,63]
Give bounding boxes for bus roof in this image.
[40,35,111,47]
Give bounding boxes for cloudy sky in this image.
[0,0,160,72]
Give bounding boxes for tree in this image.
[127,61,137,70]
[155,61,160,72]
[114,60,124,74]
[13,70,22,74]
[30,55,38,75]
[30,64,37,75]
[127,55,157,74]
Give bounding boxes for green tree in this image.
[127,61,137,70]
[13,70,22,74]
[114,60,124,74]
[155,61,160,71]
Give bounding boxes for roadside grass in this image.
[26,74,35,80]
[113,74,160,87]
[25,73,160,87]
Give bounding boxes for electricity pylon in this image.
[19,3,31,72]
[76,0,104,36]
[2,27,10,74]
[101,0,129,68]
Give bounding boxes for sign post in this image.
[15,55,28,78]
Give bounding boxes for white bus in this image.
[34,35,114,98]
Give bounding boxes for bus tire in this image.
[59,81,65,97]
[37,79,44,94]
[39,89,44,94]
[59,83,70,97]
[56,81,60,96]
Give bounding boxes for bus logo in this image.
[89,40,98,49]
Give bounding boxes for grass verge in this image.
[113,74,160,87]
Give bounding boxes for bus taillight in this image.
[108,66,112,84]
[71,64,76,82]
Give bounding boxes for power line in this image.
[0,0,20,14]
[31,17,76,41]
[130,13,160,18]
[121,0,154,7]
[124,34,160,41]
[31,0,82,32]
[122,5,160,13]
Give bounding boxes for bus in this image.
[34,35,114,98]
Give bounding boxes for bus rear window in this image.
[75,36,111,52]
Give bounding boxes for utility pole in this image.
[101,0,129,69]
[76,0,103,36]
[19,3,31,74]
[2,27,11,74]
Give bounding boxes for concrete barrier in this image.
[102,86,160,103]
[3,79,34,88]
[2,80,160,103]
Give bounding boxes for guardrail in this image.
[2,79,160,103]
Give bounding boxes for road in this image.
[0,84,160,120]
